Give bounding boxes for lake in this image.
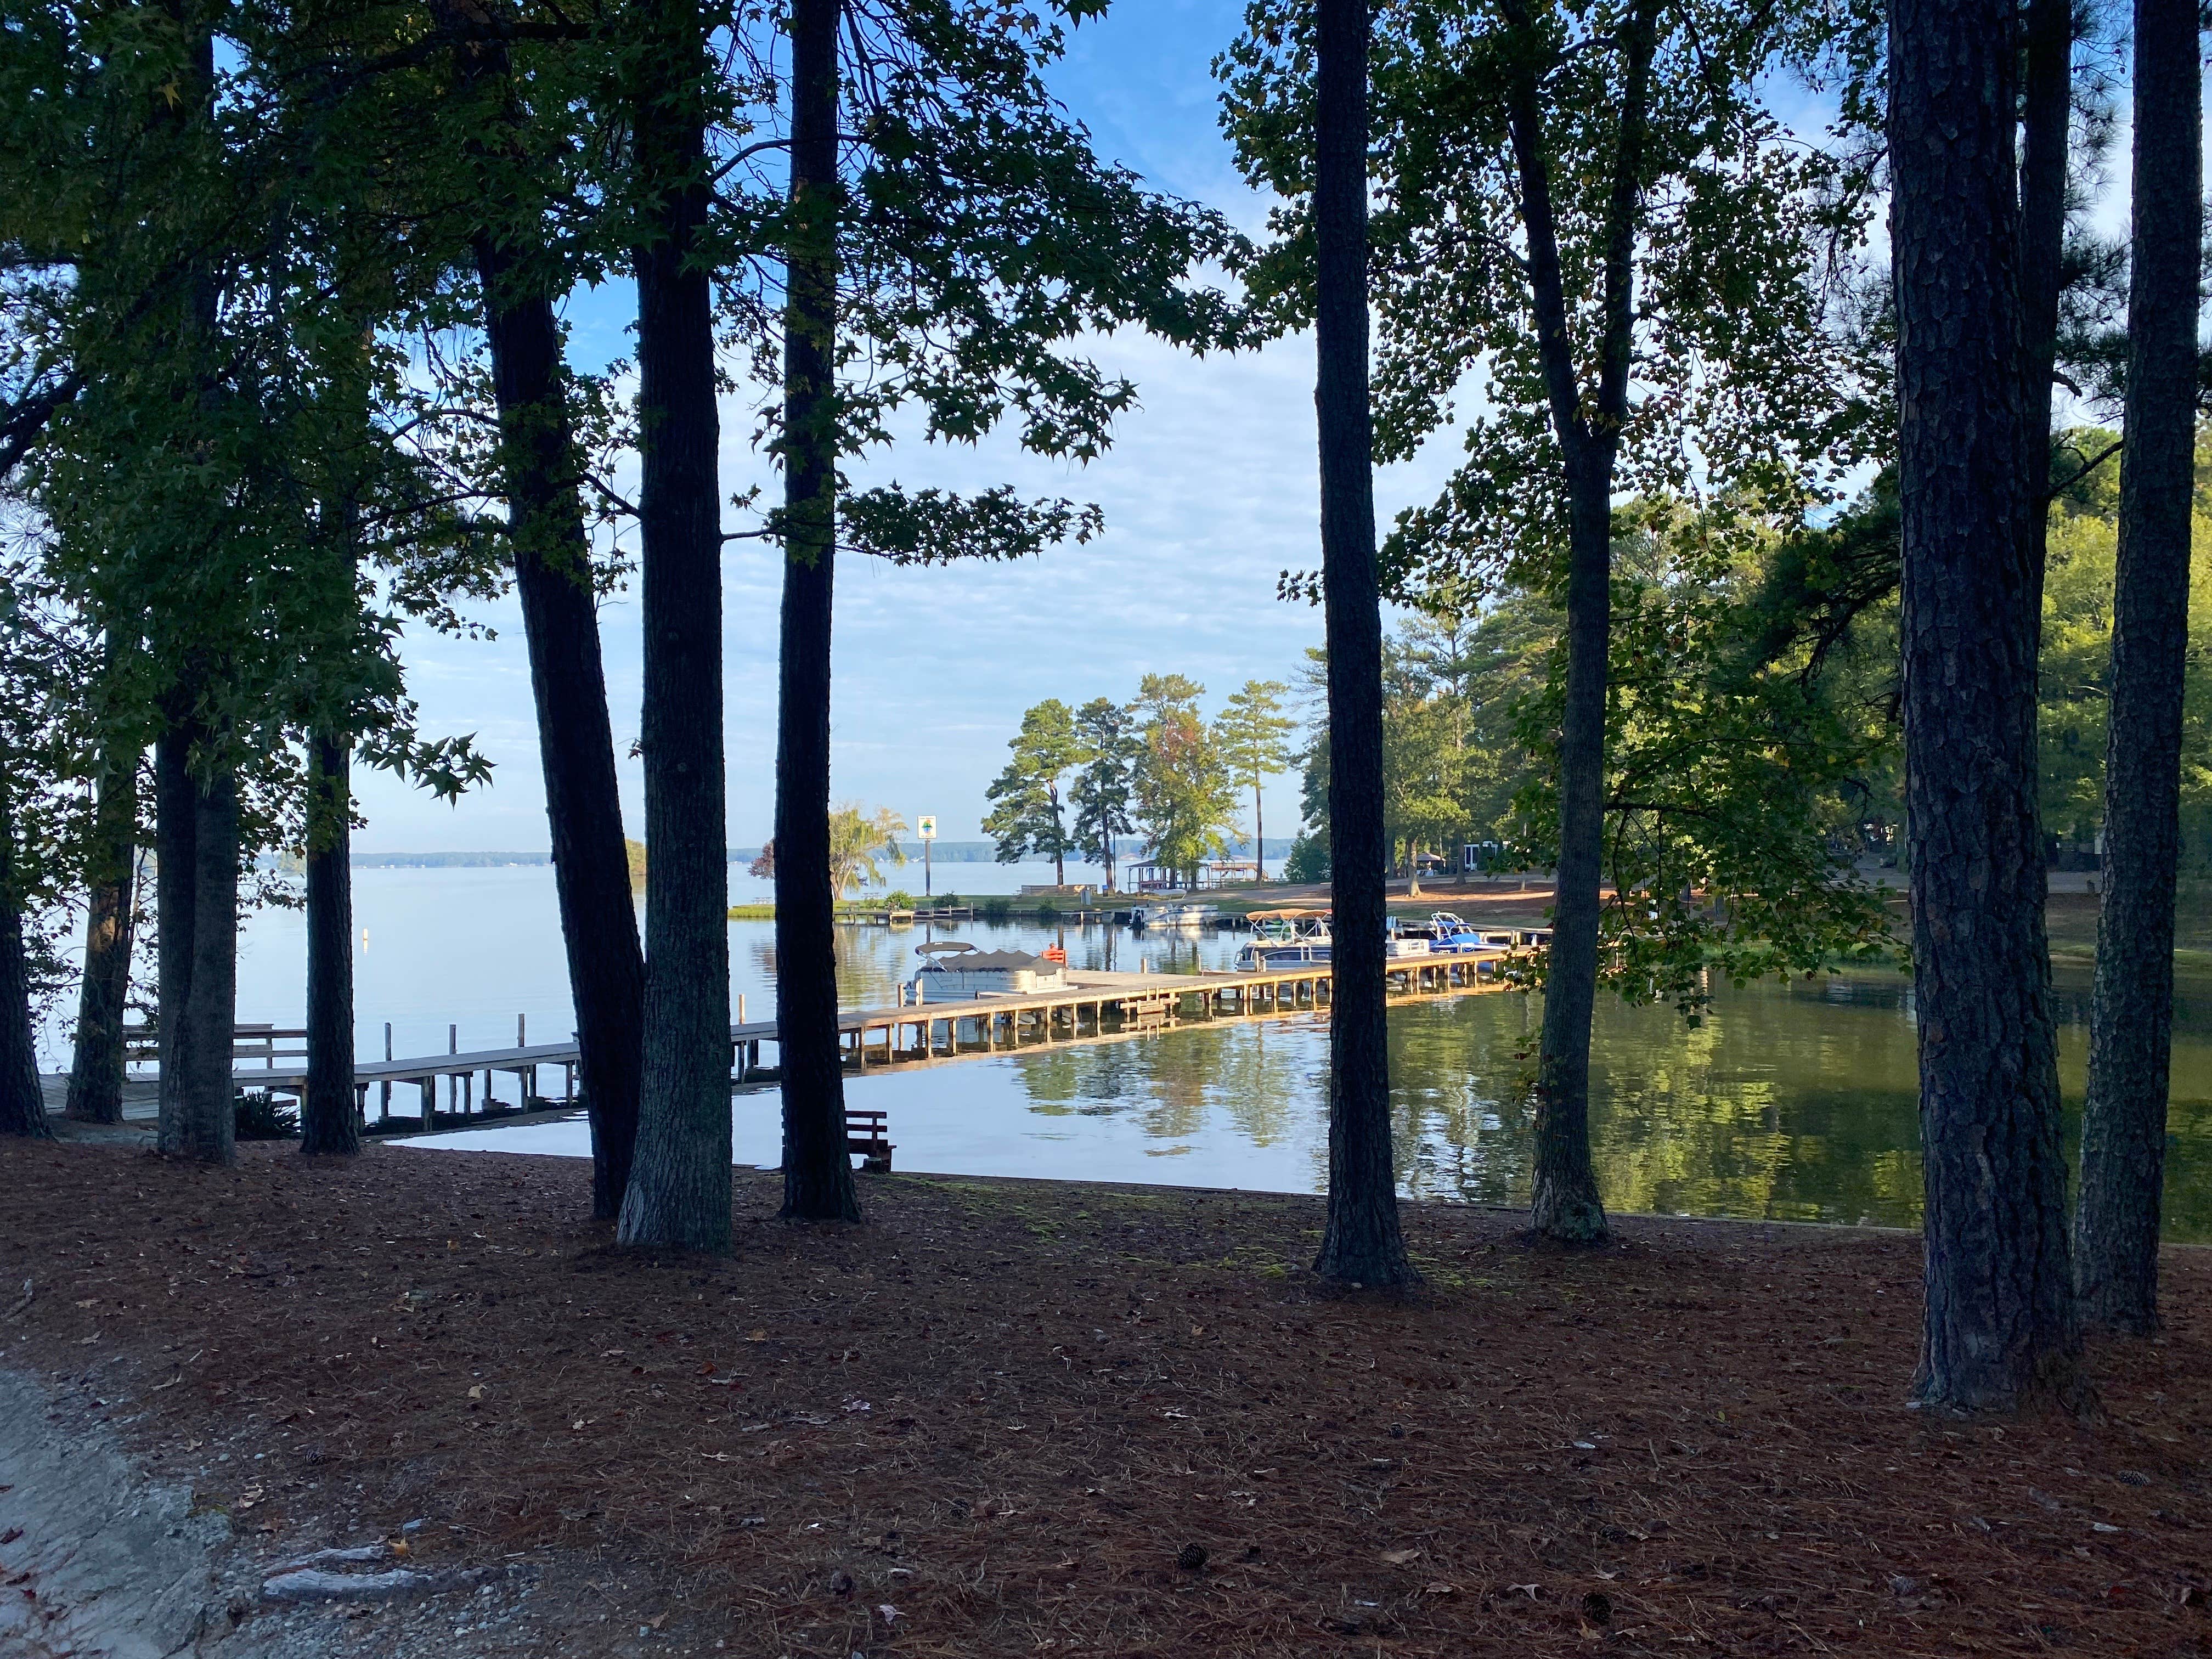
[53,864,2212,1238]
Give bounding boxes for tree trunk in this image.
[301,734,359,1156]
[449,1,647,1221]
[157,726,236,1166]
[1504,0,1655,1245]
[477,242,646,1219]
[65,746,137,1125]
[1530,479,1612,1240]
[2075,0,2201,1336]
[617,0,732,1250]
[1311,0,1413,1290]
[0,788,51,1139]
[1255,786,1265,880]
[777,0,860,1224]
[154,721,195,1144]
[1890,0,2079,1409]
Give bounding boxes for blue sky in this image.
[351,4,2148,854]
[355,0,1476,851]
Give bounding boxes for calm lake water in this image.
[52,865,2211,1238]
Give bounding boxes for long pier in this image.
[58,952,1514,1137]
[384,953,1491,1103]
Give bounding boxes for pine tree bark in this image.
[2075,0,2202,1336]
[65,745,137,1125]
[1503,0,1656,1243]
[443,0,646,1220]
[617,0,732,1250]
[301,735,359,1156]
[1891,0,2079,1408]
[1311,0,1412,1289]
[156,715,237,1165]
[0,788,52,1139]
[476,249,647,1219]
[777,0,860,1223]
[153,721,195,1143]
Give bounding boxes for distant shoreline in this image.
[347,839,1299,870]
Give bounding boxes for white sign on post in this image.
[917,815,938,840]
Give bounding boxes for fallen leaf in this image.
[467,1384,486,1400]
[1381,1549,1421,1565]
[1423,1581,1459,1596]
[876,1604,900,1622]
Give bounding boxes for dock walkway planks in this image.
[61,951,1519,1129]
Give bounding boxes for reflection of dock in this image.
[55,953,1519,1138]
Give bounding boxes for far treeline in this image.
[981,676,1295,890]
[0,0,2202,1416]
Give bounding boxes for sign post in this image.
[917,815,938,897]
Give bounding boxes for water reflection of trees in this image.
[1384,983,1941,1228]
[725,931,2212,1239]
[1013,1022,1310,1148]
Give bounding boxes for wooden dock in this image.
[66,951,1519,1137]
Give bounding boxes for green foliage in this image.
[983,699,1082,868]
[1214,679,1294,871]
[1133,690,1237,887]
[1218,0,1876,605]
[1296,602,1549,872]
[1504,505,1897,1016]
[1282,829,1330,883]
[828,804,909,898]
[2033,427,2212,870]
[235,1091,300,1141]
[1069,697,1138,881]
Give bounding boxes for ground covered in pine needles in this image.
[3,1137,2209,1658]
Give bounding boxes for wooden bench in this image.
[847,1108,894,1173]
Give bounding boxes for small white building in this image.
[909,948,1068,1001]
